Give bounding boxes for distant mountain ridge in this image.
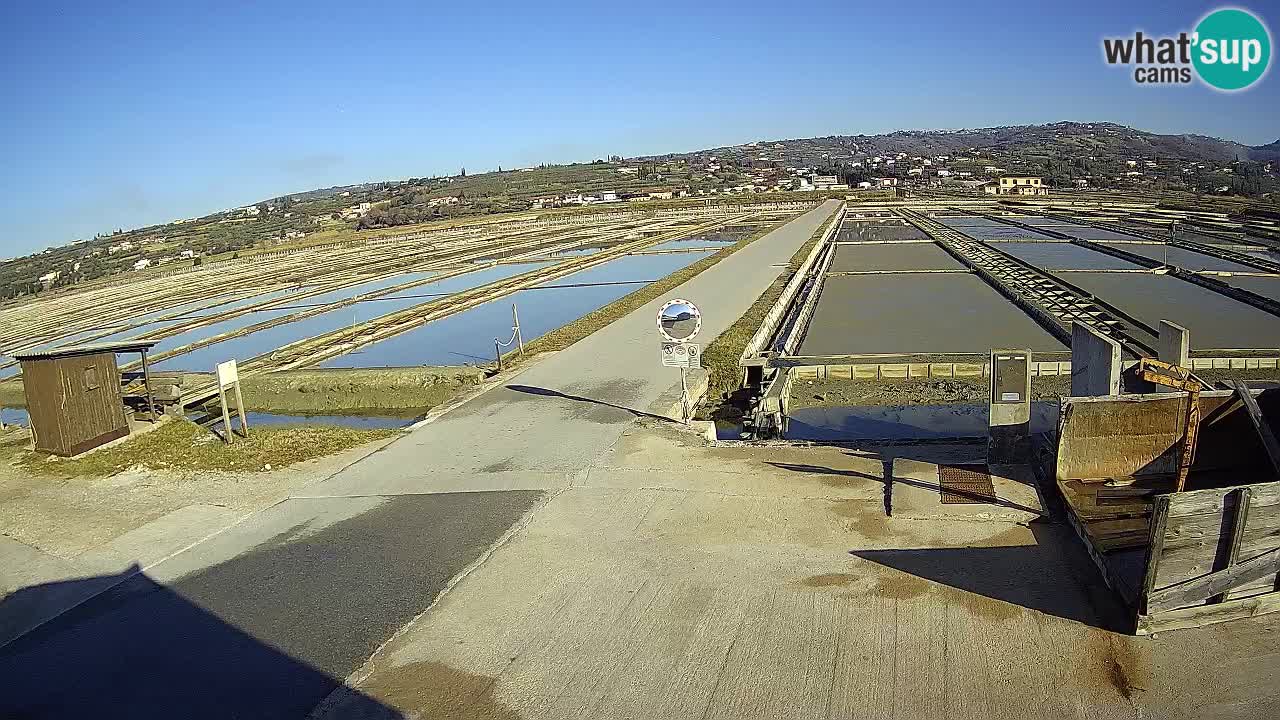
[639,121,1271,166]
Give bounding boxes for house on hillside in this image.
[812,175,839,190]
[982,175,1048,196]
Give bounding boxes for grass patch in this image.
[511,216,795,357]
[697,208,841,421]
[15,419,398,477]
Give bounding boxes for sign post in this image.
[513,303,524,357]
[657,299,703,424]
[215,359,248,444]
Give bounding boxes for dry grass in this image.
[14,418,398,477]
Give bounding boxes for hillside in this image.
[642,121,1258,166]
[3,121,1277,303]
[1249,140,1280,163]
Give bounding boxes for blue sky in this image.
[2,0,1277,255]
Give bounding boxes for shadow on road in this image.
[0,491,546,719]
[506,383,669,422]
[767,456,1041,516]
[767,448,1126,631]
[850,522,1132,633]
[0,568,402,719]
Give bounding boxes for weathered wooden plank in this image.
[1156,529,1280,589]
[1140,495,1171,614]
[1093,530,1153,552]
[1148,547,1280,613]
[1213,487,1252,604]
[1138,589,1280,634]
[1226,576,1276,600]
[1231,381,1280,477]
[1058,480,1153,521]
[1164,479,1280,517]
[1155,497,1280,587]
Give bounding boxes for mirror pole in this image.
[680,367,689,424]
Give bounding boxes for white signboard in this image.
[661,342,700,369]
[215,359,239,390]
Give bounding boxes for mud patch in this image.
[480,459,517,474]
[871,574,932,600]
[1077,632,1151,701]
[831,501,892,539]
[802,573,860,588]
[359,661,520,720]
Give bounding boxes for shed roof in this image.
[13,340,160,361]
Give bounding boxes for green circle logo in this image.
[1193,8,1272,90]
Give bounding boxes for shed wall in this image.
[22,352,128,456]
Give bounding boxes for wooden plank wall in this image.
[1137,480,1280,632]
[22,353,128,456]
[1151,481,1280,606]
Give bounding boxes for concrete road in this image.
[0,200,841,719]
[316,424,1280,720]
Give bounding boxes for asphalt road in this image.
[0,492,543,719]
[0,200,842,719]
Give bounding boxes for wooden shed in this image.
[13,341,159,457]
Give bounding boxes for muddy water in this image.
[829,243,963,272]
[1012,216,1144,241]
[798,274,1066,355]
[1247,249,1280,263]
[835,221,926,242]
[1223,275,1280,303]
[938,218,1057,241]
[784,402,1059,441]
[1064,272,1280,349]
[1096,243,1262,273]
[994,242,1143,271]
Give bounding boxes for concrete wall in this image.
[1070,323,1121,397]
[1158,320,1190,368]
